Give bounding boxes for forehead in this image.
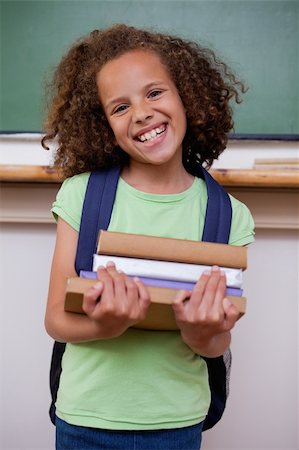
[96,49,173,97]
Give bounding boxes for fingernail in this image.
[203,270,211,275]
[94,281,103,289]
[212,265,219,271]
[106,261,115,267]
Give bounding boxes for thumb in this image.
[223,297,240,329]
[82,281,104,315]
[172,289,191,316]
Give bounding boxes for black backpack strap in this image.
[75,167,121,274]
[202,349,232,431]
[198,167,233,431]
[49,167,120,425]
[49,341,67,424]
[200,166,232,244]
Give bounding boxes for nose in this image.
[132,101,153,123]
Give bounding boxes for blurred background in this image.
[0,2,298,450]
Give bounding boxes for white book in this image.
[93,254,243,288]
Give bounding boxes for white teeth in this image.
[138,125,166,142]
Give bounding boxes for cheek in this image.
[176,104,187,133]
[111,117,132,144]
[106,118,119,139]
[109,123,127,147]
[111,126,121,141]
[170,96,187,123]
[108,116,122,133]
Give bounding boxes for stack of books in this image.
[65,231,248,330]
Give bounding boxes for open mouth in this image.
[137,124,167,143]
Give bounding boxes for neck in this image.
[121,160,194,194]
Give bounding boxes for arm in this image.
[45,218,150,343]
[172,266,239,357]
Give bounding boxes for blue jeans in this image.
[55,416,203,450]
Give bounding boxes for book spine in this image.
[80,270,243,296]
[97,230,247,269]
[92,255,243,288]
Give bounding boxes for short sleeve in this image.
[228,195,255,246]
[52,172,90,231]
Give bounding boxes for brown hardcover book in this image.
[65,277,246,331]
[97,230,247,269]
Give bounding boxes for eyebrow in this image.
[104,81,166,110]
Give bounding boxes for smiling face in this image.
[96,50,187,170]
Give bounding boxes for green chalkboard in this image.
[1,0,298,134]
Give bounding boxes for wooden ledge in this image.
[0,165,63,183]
[0,164,298,189]
[209,168,299,189]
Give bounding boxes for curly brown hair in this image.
[42,24,246,178]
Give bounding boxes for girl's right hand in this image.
[82,262,150,338]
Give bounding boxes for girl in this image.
[43,24,254,450]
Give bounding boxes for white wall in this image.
[0,223,56,450]
[203,229,299,450]
[1,222,298,450]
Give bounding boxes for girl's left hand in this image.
[172,266,240,357]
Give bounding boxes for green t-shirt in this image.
[52,172,254,430]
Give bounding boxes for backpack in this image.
[49,165,233,431]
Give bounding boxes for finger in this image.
[104,262,132,314]
[82,281,103,315]
[124,276,139,299]
[96,265,112,280]
[96,266,115,302]
[133,277,151,311]
[105,261,125,284]
[173,289,192,305]
[189,269,211,307]
[105,261,118,276]
[113,273,127,309]
[106,262,129,294]
[172,289,192,319]
[201,266,222,307]
[212,270,227,310]
[223,297,240,329]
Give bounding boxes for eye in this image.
[112,104,128,115]
[148,89,163,99]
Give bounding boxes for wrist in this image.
[89,319,121,340]
[181,330,231,357]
